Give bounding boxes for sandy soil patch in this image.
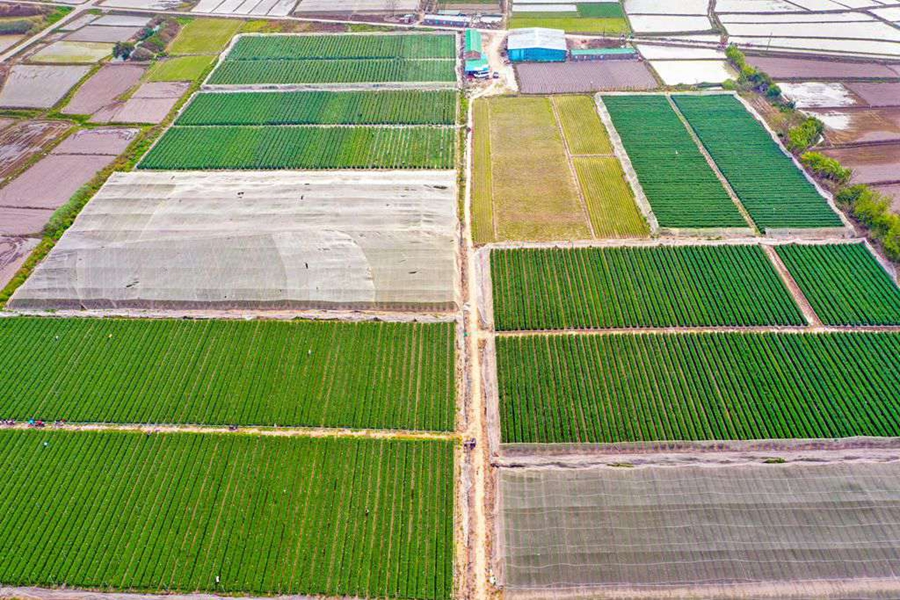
[10,170,460,311]
[29,41,115,64]
[780,82,860,109]
[649,60,734,85]
[516,61,657,94]
[0,120,72,180]
[64,25,144,44]
[0,235,37,289]
[0,207,53,236]
[0,65,91,108]
[62,63,146,115]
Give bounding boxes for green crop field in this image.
[553,95,612,155]
[0,318,454,431]
[208,58,458,85]
[574,157,648,238]
[0,431,454,599]
[177,90,458,126]
[498,332,900,444]
[472,100,494,244]
[509,3,629,34]
[491,246,803,330]
[777,243,900,326]
[147,55,217,82]
[168,18,242,54]
[673,95,843,231]
[140,125,455,170]
[226,33,456,59]
[602,95,746,229]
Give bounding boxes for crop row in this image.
[0,317,455,431]
[140,125,456,170]
[498,332,900,444]
[208,58,458,85]
[491,246,804,330]
[777,243,900,326]
[226,34,457,60]
[0,431,454,599]
[673,94,843,231]
[574,157,648,238]
[177,90,458,126]
[602,95,746,229]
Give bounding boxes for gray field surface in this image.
[0,65,92,109]
[500,461,900,598]
[10,170,458,311]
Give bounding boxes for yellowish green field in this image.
[147,54,216,82]
[554,95,612,155]
[472,100,495,245]
[484,96,589,241]
[575,157,648,238]
[168,18,242,55]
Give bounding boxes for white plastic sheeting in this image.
[499,461,900,599]
[10,171,458,311]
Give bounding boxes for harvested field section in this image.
[824,144,900,185]
[472,100,494,244]
[747,55,900,80]
[500,462,900,595]
[516,61,658,94]
[61,63,146,115]
[553,95,611,155]
[0,317,455,431]
[0,431,454,600]
[482,96,588,241]
[208,58,458,85]
[10,171,458,311]
[777,243,900,326]
[140,125,455,170]
[92,80,190,124]
[812,108,900,146]
[673,94,843,231]
[0,65,91,109]
[177,90,458,125]
[491,246,802,331]
[497,332,900,444]
[573,157,648,238]
[601,95,745,229]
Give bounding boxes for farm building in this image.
[465,29,490,76]
[422,13,469,26]
[507,27,567,62]
[571,47,637,61]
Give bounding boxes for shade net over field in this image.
[9,171,457,311]
[499,461,900,599]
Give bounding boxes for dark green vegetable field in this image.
[140,125,455,170]
[777,243,900,326]
[0,431,454,599]
[491,246,804,330]
[0,317,455,431]
[177,90,458,126]
[602,95,746,229]
[673,94,843,231]
[498,332,900,444]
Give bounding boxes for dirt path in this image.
[762,244,824,327]
[1,422,458,441]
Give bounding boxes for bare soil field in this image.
[0,206,52,235]
[0,128,138,212]
[516,61,657,94]
[0,65,91,108]
[62,63,146,115]
[0,120,71,180]
[747,55,900,80]
[93,81,190,124]
[0,235,36,289]
[812,108,900,146]
[824,143,900,184]
[846,82,900,107]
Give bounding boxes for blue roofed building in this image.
[507,27,567,62]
